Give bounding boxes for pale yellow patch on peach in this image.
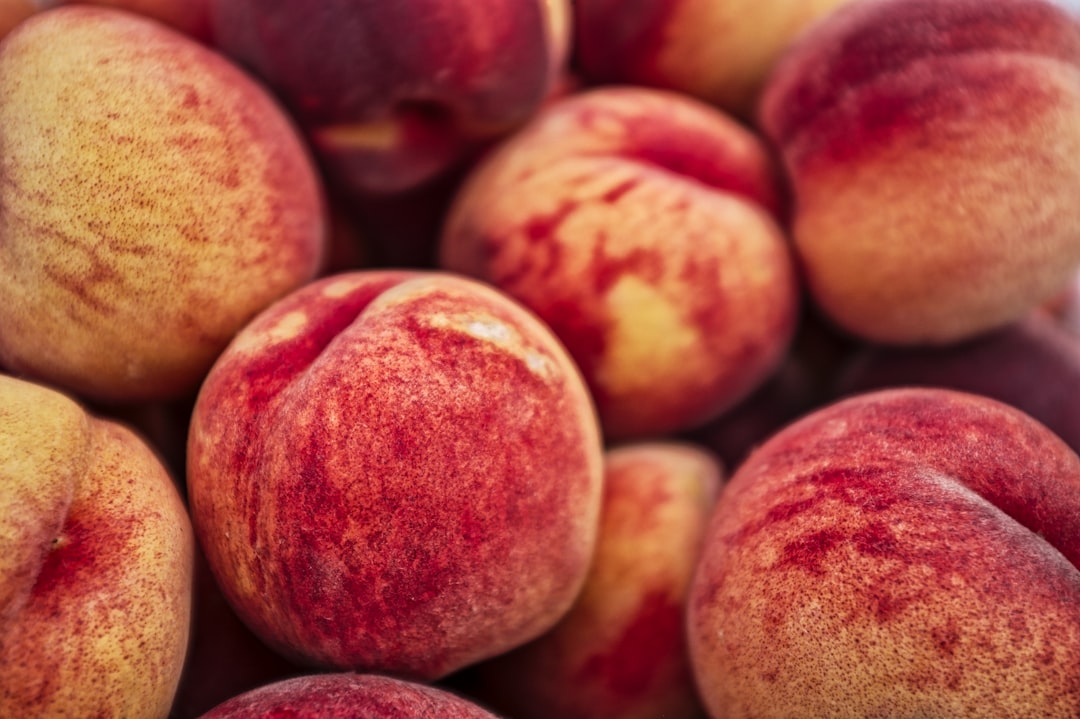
[321,276,366,300]
[656,0,852,115]
[227,310,309,356]
[425,311,559,381]
[594,276,698,398]
[315,120,402,151]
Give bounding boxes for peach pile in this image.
[2,0,1080,718]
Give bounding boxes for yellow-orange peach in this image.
[759,0,1080,345]
[0,373,193,718]
[464,441,721,719]
[32,0,211,40]
[688,387,1080,717]
[0,6,326,403]
[187,270,604,680]
[574,0,852,117]
[441,86,799,440]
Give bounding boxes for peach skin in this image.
[463,441,721,719]
[688,387,1080,718]
[209,0,570,195]
[0,373,194,718]
[198,673,502,719]
[758,0,1080,345]
[187,270,604,681]
[0,6,326,404]
[573,0,852,117]
[31,0,212,41]
[440,86,800,440]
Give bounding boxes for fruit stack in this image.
[2,0,1079,717]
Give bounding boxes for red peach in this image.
[0,0,32,37]
[758,0,1080,345]
[440,86,800,440]
[688,387,1080,717]
[836,311,1080,455]
[198,673,502,719]
[463,441,721,719]
[209,0,571,195]
[0,373,194,718]
[187,270,604,680]
[0,6,326,403]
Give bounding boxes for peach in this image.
[836,311,1080,454]
[0,6,326,403]
[687,387,1080,717]
[198,673,502,719]
[208,0,571,195]
[31,0,212,40]
[573,0,852,117]
[169,547,302,719]
[461,441,721,719]
[0,373,194,718]
[186,270,604,680]
[0,0,33,37]
[440,86,800,440]
[758,0,1080,345]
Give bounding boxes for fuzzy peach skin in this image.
[187,270,604,680]
[199,673,502,719]
[209,0,570,195]
[573,0,852,117]
[0,373,194,718]
[463,442,721,719]
[31,0,211,40]
[758,0,1080,346]
[0,6,325,404]
[440,86,800,440]
[687,387,1080,718]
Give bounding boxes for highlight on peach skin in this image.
[187,270,604,681]
[758,0,1080,345]
[688,387,1080,718]
[441,85,800,440]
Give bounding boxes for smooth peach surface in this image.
[464,442,720,719]
[187,270,604,680]
[209,0,570,195]
[441,86,799,440]
[0,6,326,403]
[688,387,1080,718]
[759,0,1080,345]
[0,0,32,36]
[574,0,851,117]
[33,0,212,40]
[198,673,502,719]
[0,373,194,718]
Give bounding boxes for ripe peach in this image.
[0,373,194,718]
[759,0,1080,345]
[0,6,326,403]
[440,86,800,440]
[198,673,502,719]
[463,442,721,719]
[836,311,1080,454]
[187,270,604,681]
[209,0,570,195]
[688,387,1080,717]
[32,0,212,40]
[573,0,852,117]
